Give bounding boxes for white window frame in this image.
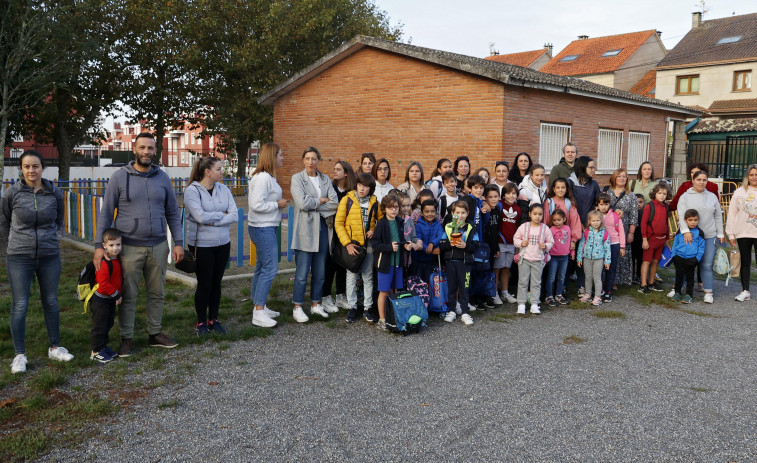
[627,131,650,173]
[539,123,572,173]
[597,128,623,173]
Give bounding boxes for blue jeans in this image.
[546,255,569,297]
[249,226,280,307]
[700,237,716,292]
[292,222,329,305]
[7,254,62,354]
[603,244,621,294]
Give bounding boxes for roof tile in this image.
[708,98,757,111]
[689,117,757,133]
[630,69,656,97]
[485,49,548,68]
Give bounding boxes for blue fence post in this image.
[287,205,294,262]
[237,208,245,267]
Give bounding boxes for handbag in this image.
[729,248,741,278]
[331,199,369,273]
[176,185,200,274]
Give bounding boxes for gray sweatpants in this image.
[517,258,543,305]
[583,258,604,297]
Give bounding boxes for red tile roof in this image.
[541,30,659,76]
[708,98,757,112]
[485,49,549,68]
[629,69,656,98]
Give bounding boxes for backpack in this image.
[645,201,669,231]
[405,275,430,308]
[713,245,733,286]
[514,223,550,264]
[77,259,113,313]
[547,197,571,216]
[386,290,428,334]
[425,178,444,199]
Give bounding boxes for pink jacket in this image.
[549,225,572,257]
[513,222,554,262]
[602,210,626,247]
[543,197,582,244]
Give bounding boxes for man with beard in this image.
[549,142,578,182]
[94,132,184,356]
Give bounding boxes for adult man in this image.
[549,142,577,182]
[94,133,184,356]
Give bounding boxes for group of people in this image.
[4,137,757,372]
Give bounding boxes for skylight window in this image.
[717,36,742,45]
[560,54,579,62]
[601,49,623,57]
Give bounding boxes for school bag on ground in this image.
[713,244,734,286]
[405,275,430,308]
[428,255,448,313]
[386,290,428,334]
[470,269,497,298]
[77,260,113,313]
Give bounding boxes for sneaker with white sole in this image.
[335,294,350,310]
[444,311,456,322]
[293,306,309,323]
[667,289,676,298]
[703,293,714,304]
[735,290,751,302]
[530,304,541,314]
[48,346,74,362]
[252,309,277,327]
[310,304,329,318]
[460,313,474,325]
[468,303,477,312]
[11,354,27,374]
[503,291,517,303]
[516,304,526,315]
[263,306,280,318]
[492,294,503,306]
[322,296,339,313]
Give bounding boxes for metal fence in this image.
[688,135,757,187]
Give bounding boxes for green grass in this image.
[487,313,517,323]
[157,398,180,409]
[592,310,626,319]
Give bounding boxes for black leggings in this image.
[191,243,231,324]
[737,238,757,291]
[322,248,347,297]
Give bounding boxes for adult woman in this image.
[632,161,656,205]
[568,155,600,294]
[492,161,512,191]
[605,168,639,286]
[397,161,425,204]
[426,158,453,198]
[726,164,757,301]
[322,161,356,312]
[0,150,73,374]
[357,153,376,175]
[291,146,339,322]
[677,170,724,304]
[474,167,491,185]
[453,156,471,192]
[372,158,394,202]
[508,152,533,186]
[185,157,239,335]
[670,162,719,211]
[249,143,288,328]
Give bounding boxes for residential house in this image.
[485,46,552,71]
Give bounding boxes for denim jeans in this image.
[7,254,62,354]
[120,242,168,338]
[603,243,620,294]
[546,255,569,297]
[249,226,280,307]
[292,222,329,305]
[346,252,374,309]
[700,237,716,292]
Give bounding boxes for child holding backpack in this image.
[639,183,672,294]
[670,209,705,303]
[513,204,554,315]
[90,228,123,363]
[577,210,611,306]
[597,193,626,302]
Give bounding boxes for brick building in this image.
[259,36,699,193]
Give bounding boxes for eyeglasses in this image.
[496,161,509,167]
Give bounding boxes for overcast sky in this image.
[375,0,755,58]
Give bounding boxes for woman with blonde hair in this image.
[726,164,757,301]
[604,168,638,286]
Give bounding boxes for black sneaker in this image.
[149,333,179,348]
[118,338,133,357]
[364,311,378,323]
[602,293,613,303]
[102,346,119,358]
[555,295,569,305]
[346,308,360,323]
[546,296,558,307]
[648,284,664,292]
[208,320,226,335]
[196,323,210,336]
[638,286,651,294]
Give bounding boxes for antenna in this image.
[489,42,499,56]
[694,0,709,16]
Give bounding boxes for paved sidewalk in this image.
[45,284,757,462]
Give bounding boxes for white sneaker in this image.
[667,289,676,298]
[735,290,751,302]
[460,313,474,325]
[516,304,526,315]
[455,302,462,315]
[703,293,714,304]
[444,311,456,322]
[503,292,517,303]
[335,294,350,309]
[11,354,27,374]
[263,306,280,318]
[293,306,310,323]
[492,294,503,305]
[322,296,339,313]
[530,304,541,314]
[252,309,277,327]
[468,303,477,312]
[48,346,74,362]
[310,304,329,318]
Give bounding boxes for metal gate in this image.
[688,135,757,183]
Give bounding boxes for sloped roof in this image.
[258,36,699,116]
[658,13,757,68]
[485,49,549,68]
[540,30,659,76]
[630,69,656,98]
[689,117,757,133]
[709,98,757,112]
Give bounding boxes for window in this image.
[560,54,579,62]
[734,70,752,92]
[12,134,23,143]
[539,123,572,171]
[627,132,650,173]
[597,129,623,172]
[717,36,742,45]
[601,49,623,57]
[676,75,700,95]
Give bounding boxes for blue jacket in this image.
[413,218,446,262]
[577,227,611,264]
[568,173,600,225]
[671,227,705,261]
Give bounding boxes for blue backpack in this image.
[386,290,428,334]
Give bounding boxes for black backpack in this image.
[77,260,113,312]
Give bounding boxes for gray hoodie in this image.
[0,178,64,257]
[95,161,183,247]
[677,187,724,239]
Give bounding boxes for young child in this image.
[518,164,547,212]
[632,194,645,284]
[413,199,446,284]
[473,184,503,307]
[513,204,554,314]
[90,228,123,363]
[411,189,435,223]
[577,210,611,306]
[439,201,478,325]
[439,171,459,222]
[544,177,581,298]
[639,183,671,294]
[670,209,705,303]
[397,190,424,269]
[371,194,413,331]
[597,193,626,302]
[496,183,521,303]
[545,210,572,307]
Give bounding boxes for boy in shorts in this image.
[639,183,671,294]
[496,183,521,303]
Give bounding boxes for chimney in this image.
[656,31,662,37]
[692,12,702,28]
[543,42,553,55]
[578,35,589,40]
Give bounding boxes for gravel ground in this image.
[44,280,757,462]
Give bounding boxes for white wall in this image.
[656,61,756,109]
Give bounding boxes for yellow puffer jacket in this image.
[334,191,382,246]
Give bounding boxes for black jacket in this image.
[439,221,478,264]
[370,217,407,273]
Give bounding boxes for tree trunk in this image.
[0,110,8,193]
[155,112,165,166]
[54,92,71,182]
[235,139,249,178]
